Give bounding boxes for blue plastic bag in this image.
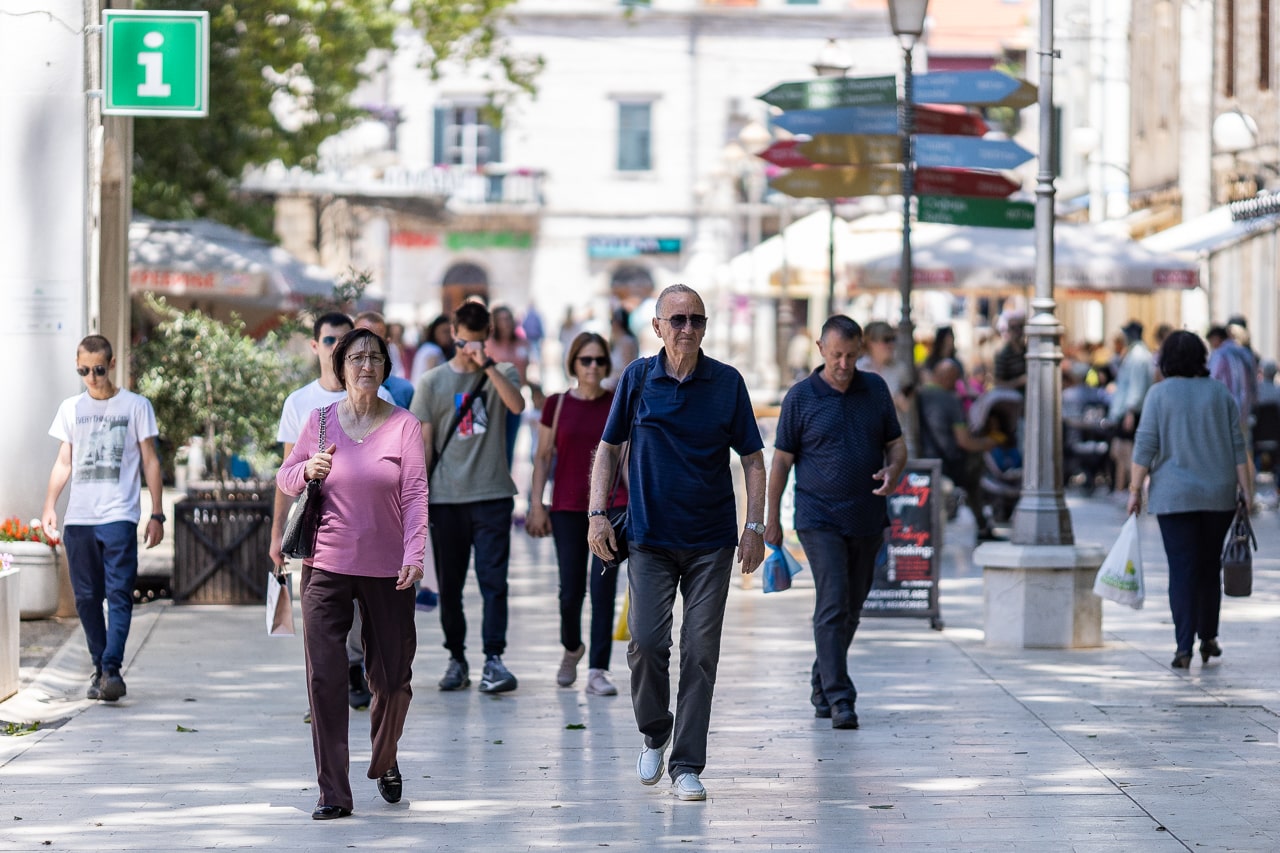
[763,542,804,593]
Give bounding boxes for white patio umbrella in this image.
[844,214,1200,294]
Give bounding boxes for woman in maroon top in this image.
[527,332,626,695]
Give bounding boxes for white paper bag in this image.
[1093,514,1145,609]
[266,570,296,636]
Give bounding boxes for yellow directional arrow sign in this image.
[799,135,900,166]
[769,166,900,199]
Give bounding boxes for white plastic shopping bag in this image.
[1093,514,1145,609]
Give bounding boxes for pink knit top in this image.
[277,403,429,576]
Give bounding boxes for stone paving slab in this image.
[2,496,1280,850]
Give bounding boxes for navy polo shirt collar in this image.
[808,366,868,397]
[657,347,711,383]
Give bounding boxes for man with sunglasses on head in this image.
[411,300,526,694]
[587,284,767,802]
[272,312,394,712]
[42,335,165,702]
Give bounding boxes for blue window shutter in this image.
[433,106,448,165]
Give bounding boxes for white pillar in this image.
[0,0,91,520]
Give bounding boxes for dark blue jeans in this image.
[63,521,138,672]
[797,528,882,708]
[431,498,515,659]
[627,544,734,782]
[1156,510,1235,655]
[550,510,619,670]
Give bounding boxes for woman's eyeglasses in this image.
[76,366,108,377]
[657,314,708,331]
[577,356,609,367]
[346,354,387,367]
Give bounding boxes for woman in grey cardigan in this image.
[1127,331,1250,669]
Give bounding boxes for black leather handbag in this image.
[281,406,327,560]
[602,360,652,572]
[1221,496,1256,597]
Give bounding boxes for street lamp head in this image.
[1213,108,1260,155]
[888,0,930,42]
[811,38,852,78]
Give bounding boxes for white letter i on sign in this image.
[137,31,172,97]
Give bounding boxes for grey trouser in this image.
[627,544,735,782]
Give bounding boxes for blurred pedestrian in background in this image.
[527,332,623,696]
[1128,330,1249,670]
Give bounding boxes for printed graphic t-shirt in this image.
[48,389,158,526]
[411,361,520,505]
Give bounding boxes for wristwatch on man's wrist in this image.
[150,513,166,523]
[743,522,765,535]
[588,510,609,519]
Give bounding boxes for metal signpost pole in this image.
[1011,0,1073,545]
[888,0,928,374]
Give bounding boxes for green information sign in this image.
[446,231,533,251]
[103,10,209,117]
[757,76,896,111]
[917,195,1035,229]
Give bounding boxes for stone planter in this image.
[0,567,18,700]
[5,540,59,620]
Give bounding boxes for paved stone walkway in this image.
[2,495,1279,850]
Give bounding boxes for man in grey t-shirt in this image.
[411,301,525,694]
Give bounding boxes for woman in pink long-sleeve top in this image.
[277,327,429,821]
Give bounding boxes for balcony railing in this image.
[380,164,545,207]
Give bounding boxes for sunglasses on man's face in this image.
[657,313,708,331]
[577,355,609,368]
[320,335,339,347]
[76,365,108,377]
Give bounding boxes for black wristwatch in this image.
[150,513,166,523]
[482,357,497,370]
[588,510,608,518]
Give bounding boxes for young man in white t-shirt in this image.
[42,335,165,702]
[271,312,393,712]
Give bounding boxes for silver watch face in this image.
[745,522,765,534]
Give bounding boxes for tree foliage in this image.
[133,0,530,233]
[134,296,308,484]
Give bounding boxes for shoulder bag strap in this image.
[428,370,490,478]
[549,391,567,448]
[608,359,652,506]
[318,404,327,450]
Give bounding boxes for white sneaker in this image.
[674,773,707,801]
[585,668,618,696]
[556,644,585,687]
[637,737,669,786]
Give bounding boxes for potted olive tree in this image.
[133,296,306,603]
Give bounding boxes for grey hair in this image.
[655,283,704,315]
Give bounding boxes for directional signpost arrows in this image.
[913,71,1038,109]
[758,75,896,111]
[770,166,900,199]
[756,140,814,169]
[913,107,989,137]
[799,134,899,166]
[914,167,1020,198]
[917,195,1034,229]
[771,105,900,136]
[915,135,1035,170]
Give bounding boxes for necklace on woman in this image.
[344,402,383,444]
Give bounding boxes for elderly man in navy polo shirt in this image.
[765,315,907,730]
[587,283,766,803]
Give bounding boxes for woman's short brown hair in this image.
[332,328,393,389]
[566,332,611,378]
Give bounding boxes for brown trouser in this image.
[301,566,416,810]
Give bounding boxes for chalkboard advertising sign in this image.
[863,459,944,630]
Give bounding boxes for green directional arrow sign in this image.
[770,166,900,199]
[799,134,899,166]
[757,75,896,111]
[917,195,1035,229]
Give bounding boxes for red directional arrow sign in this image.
[914,107,989,137]
[756,140,814,169]
[914,167,1020,198]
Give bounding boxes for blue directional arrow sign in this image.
[914,135,1035,170]
[913,71,1038,108]
[771,105,899,137]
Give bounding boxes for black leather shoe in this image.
[832,700,859,730]
[377,763,403,804]
[814,703,831,719]
[312,804,352,820]
[1171,653,1192,669]
[348,665,372,710]
[811,684,830,718]
[1200,638,1222,663]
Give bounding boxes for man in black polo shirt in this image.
[587,284,766,803]
[765,315,907,730]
